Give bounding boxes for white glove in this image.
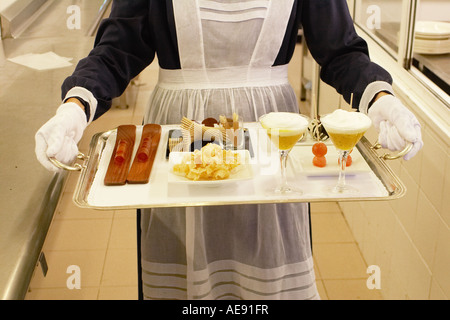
[35,102,87,171]
[368,95,423,160]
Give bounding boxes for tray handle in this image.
[371,142,413,160]
[49,153,88,171]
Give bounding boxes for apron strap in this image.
[172,0,205,69]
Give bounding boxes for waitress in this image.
[35,0,422,300]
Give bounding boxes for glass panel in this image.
[412,0,450,96]
[354,0,404,56]
[0,0,110,39]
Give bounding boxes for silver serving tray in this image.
[61,124,407,210]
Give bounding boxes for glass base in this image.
[266,185,303,197]
[325,184,359,194]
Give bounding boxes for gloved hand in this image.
[35,102,87,171]
[368,95,423,160]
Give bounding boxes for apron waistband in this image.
[157,65,289,90]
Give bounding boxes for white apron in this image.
[140,0,319,300]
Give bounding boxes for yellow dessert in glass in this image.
[259,112,309,195]
[320,109,372,193]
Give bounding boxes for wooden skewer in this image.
[232,113,239,130]
[169,137,183,152]
[219,115,231,129]
[180,117,230,143]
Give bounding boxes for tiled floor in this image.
[25,45,382,300]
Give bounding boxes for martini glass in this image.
[320,110,372,193]
[259,112,309,195]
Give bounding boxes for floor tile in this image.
[101,249,138,287]
[26,287,100,300]
[44,219,113,251]
[311,213,355,243]
[109,215,138,250]
[313,243,368,280]
[323,279,383,300]
[311,202,342,214]
[98,286,138,300]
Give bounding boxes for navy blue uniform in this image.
[62,0,392,120]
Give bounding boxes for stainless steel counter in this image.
[0,0,110,300]
[413,53,450,95]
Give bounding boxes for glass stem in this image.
[336,150,349,192]
[279,150,290,192]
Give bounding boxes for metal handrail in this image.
[86,0,112,36]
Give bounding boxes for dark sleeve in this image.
[61,0,155,120]
[300,0,392,110]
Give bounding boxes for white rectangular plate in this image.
[289,145,372,176]
[168,150,253,186]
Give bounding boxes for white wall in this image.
[339,106,450,299]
